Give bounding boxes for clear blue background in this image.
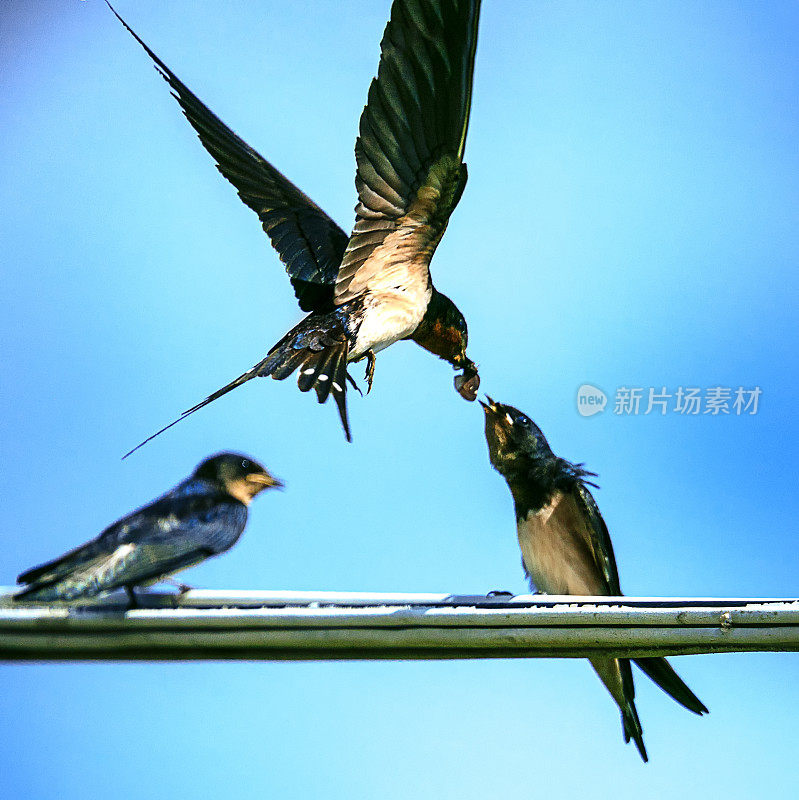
[2,1,797,796]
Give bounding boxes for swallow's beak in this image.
[479,395,497,413]
[480,397,513,435]
[247,472,284,490]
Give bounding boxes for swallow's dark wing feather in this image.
[17,538,107,586]
[87,497,247,591]
[335,0,481,303]
[16,495,246,600]
[14,497,191,585]
[573,482,622,596]
[109,493,247,553]
[106,2,347,313]
[15,543,212,602]
[572,483,709,717]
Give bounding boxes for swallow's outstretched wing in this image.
[106,2,347,313]
[16,494,246,601]
[335,0,481,303]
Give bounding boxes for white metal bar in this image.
[3,588,795,609]
[1,589,797,662]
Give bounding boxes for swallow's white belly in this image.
[349,286,432,360]
[517,492,606,596]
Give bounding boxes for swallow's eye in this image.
[241,459,250,470]
[516,414,531,427]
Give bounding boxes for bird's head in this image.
[193,452,283,505]
[412,289,480,401]
[480,397,552,475]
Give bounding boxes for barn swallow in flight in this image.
[107,0,482,455]
[14,453,281,604]
[481,398,708,762]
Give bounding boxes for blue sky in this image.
[1,1,797,797]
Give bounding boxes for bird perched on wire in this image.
[106,0,482,456]
[481,398,708,762]
[14,453,281,605]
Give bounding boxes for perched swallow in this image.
[481,398,708,762]
[14,453,281,604]
[107,0,482,455]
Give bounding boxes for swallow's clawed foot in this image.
[346,350,376,395]
[105,0,481,448]
[14,454,280,606]
[167,583,195,609]
[125,586,140,610]
[173,581,193,608]
[346,371,363,397]
[364,350,376,394]
[163,578,195,595]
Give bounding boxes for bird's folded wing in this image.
[30,542,208,599]
[335,0,481,304]
[107,3,347,313]
[112,495,249,555]
[16,538,107,586]
[19,493,245,590]
[574,483,623,596]
[88,499,247,589]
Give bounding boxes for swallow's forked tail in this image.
[592,657,648,762]
[619,688,648,764]
[122,315,352,459]
[633,657,709,716]
[590,654,707,763]
[617,658,648,763]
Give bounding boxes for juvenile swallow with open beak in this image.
[107,0,482,456]
[481,398,708,762]
[14,453,281,604]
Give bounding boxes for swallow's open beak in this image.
[247,472,284,490]
[479,395,498,413]
[480,397,513,433]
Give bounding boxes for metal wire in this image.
[2,589,797,662]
